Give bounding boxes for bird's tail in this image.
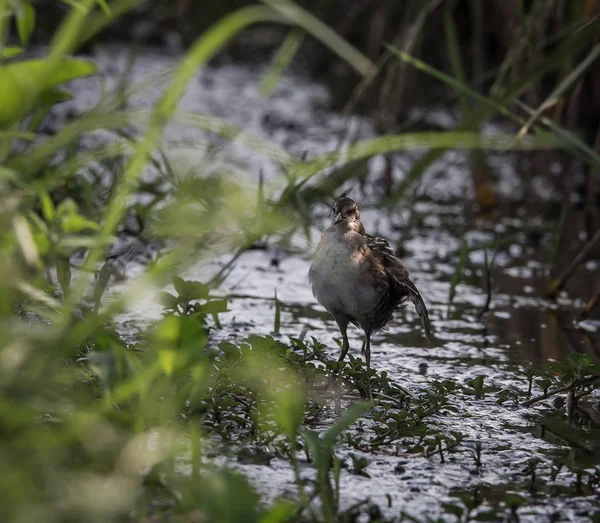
[395,277,433,341]
[408,289,433,341]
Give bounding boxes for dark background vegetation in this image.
[31,0,600,135]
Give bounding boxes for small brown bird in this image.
[309,198,432,381]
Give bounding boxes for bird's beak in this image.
[333,213,342,224]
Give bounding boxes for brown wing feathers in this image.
[366,234,433,341]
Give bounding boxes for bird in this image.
[309,197,432,393]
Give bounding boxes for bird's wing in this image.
[366,233,433,341]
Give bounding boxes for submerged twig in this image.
[476,248,494,321]
[521,376,600,407]
[545,227,600,298]
[579,287,600,321]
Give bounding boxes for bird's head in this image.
[332,197,360,225]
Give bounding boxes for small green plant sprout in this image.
[504,492,526,521]
[158,276,228,325]
[465,375,486,399]
[302,402,371,522]
[348,452,370,477]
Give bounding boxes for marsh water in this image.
[63,46,600,521]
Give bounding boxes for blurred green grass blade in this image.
[322,401,371,447]
[517,43,600,137]
[280,132,559,206]
[273,289,281,335]
[443,1,469,115]
[173,112,297,169]
[304,131,558,171]
[259,0,373,76]
[94,0,111,15]
[515,99,600,167]
[260,27,305,97]
[285,157,369,209]
[74,0,144,47]
[12,109,296,179]
[16,2,35,46]
[385,44,520,123]
[0,130,35,140]
[59,0,88,11]
[48,0,95,60]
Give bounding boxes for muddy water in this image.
[65,46,600,521]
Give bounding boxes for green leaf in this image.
[60,214,100,233]
[93,262,113,311]
[16,3,36,46]
[322,401,371,448]
[172,276,210,301]
[259,499,296,523]
[55,198,77,218]
[157,291,179,310]
[158,349,176,377]
[0,68,22,129]
[37,88,74,106]
[40,193,55,222]
[194,299,228,315]
[56,257,71,297]
[273,385,305,438]
[0,58,97,128]
[1,46,24,58]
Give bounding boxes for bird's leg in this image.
[332,318,349,415]
[365,332,372,400]
[336,318,350,363]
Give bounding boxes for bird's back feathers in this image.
[365,233,433,341]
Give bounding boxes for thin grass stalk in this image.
[443,0,469,115]
[0,0,8,52]
[260,27,305,97]
[515,100,600,167]
[546,227,600,298]
[443,1,494,210]
[517,43,600,136]
[447,241,469,319]
[42,0,95,75]
[73,0,144,47]
[469,0,485,93]
[259,0,373,76]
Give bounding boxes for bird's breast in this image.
[309,229,382,320]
